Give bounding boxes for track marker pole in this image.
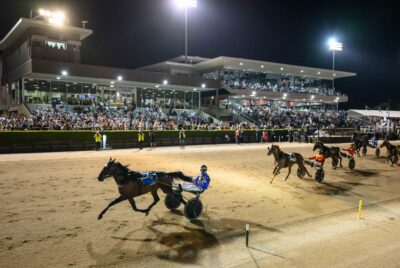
[358,199,363,219]
[246,224,249,247]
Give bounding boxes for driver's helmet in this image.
[200,165,208,173]
[350,143,354,148]
[318,149,324,154]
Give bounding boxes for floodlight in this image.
[328,38,343,51]
[61,70,68,76]
[117,76,123,81]
[201,83,206,88]
[163,80,168,85]
[174,0,197,8]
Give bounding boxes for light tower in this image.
[174,0,197,64]
[328,38,343,90]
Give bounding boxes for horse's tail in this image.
[165,171,193,182]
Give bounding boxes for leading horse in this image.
[267,145,311,184]
[313,141,342,169]
[97,158,193,220]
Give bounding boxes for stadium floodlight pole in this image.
[174,0,197,64]
[328,38,342,90]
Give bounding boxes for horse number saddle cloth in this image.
[139,172,158,185]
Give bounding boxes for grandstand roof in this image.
[139,55,356,80]
[347,109,400,118]
[0,18,93,51]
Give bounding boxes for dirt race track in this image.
[1,142,400,268]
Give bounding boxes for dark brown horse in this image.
[97,158,193,220]
[267,145,311,184]
[380,140,399,166]
[313,141,342,168]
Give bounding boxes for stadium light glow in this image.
[317,71,321,75]
[328,38,343,51]
[38,9,65,26]
[333,73,336,77]
[311,95,315,99]
[300,70,304,73]
[61,70,68,76]
[110,81,115,84]
[201,83,206,88]
[193,88,197,91]
[117,76,123,81]
[280,67,284,71]
[56,76,61,80]
[174,0,197,8]
[155,85,159,88]
[261,65,264,68]
[163,80,168,85]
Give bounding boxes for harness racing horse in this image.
[97,158,193,220]
[380,140,399,166]
[353,138,368,157]
[313,141,343,169]
[267,145,312,184]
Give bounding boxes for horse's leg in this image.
[128,197,151,215]
[128,190,161,216]
[272,165,278,175]
[284,164,292,181]
[269,167,281,184]
[339,154,343,167]
[142,190,161,214]
[299,162,312,177]
[98,196,127,220]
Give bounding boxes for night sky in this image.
[1,0,399,109]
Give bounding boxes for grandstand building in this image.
[0,16,356,117]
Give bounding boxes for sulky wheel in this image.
[164,193,182,210]
[184,198,203,220]
[362,146,367,157]
[315,168,325,183]
[349,158,356,170]
[375,148,380,158]
[297,167,306,178]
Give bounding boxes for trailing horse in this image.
[380,140,399,166]
[313,141,342,169]
[267,145,311,184]
[97,158,193,220]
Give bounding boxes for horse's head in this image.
[267,144,279,156]
[313,141,322,151]
[380,140,388,148]
[98,158,117,181]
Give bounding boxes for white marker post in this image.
[246,224,249,247]
[102,135,107,150]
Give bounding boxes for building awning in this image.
[347,109,400,118]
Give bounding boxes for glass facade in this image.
[22,78,200,110]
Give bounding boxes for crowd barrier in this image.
[0,129,353,154]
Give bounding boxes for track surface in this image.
[0,142,399,267]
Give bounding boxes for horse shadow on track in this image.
[308,169,381,196]
[87,213,279,266]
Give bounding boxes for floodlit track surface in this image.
[0,142,399,267]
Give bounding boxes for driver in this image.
[308,149,325,167]
[342,144,356,158]
[370,135,378,148]
[193,165,211,192]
